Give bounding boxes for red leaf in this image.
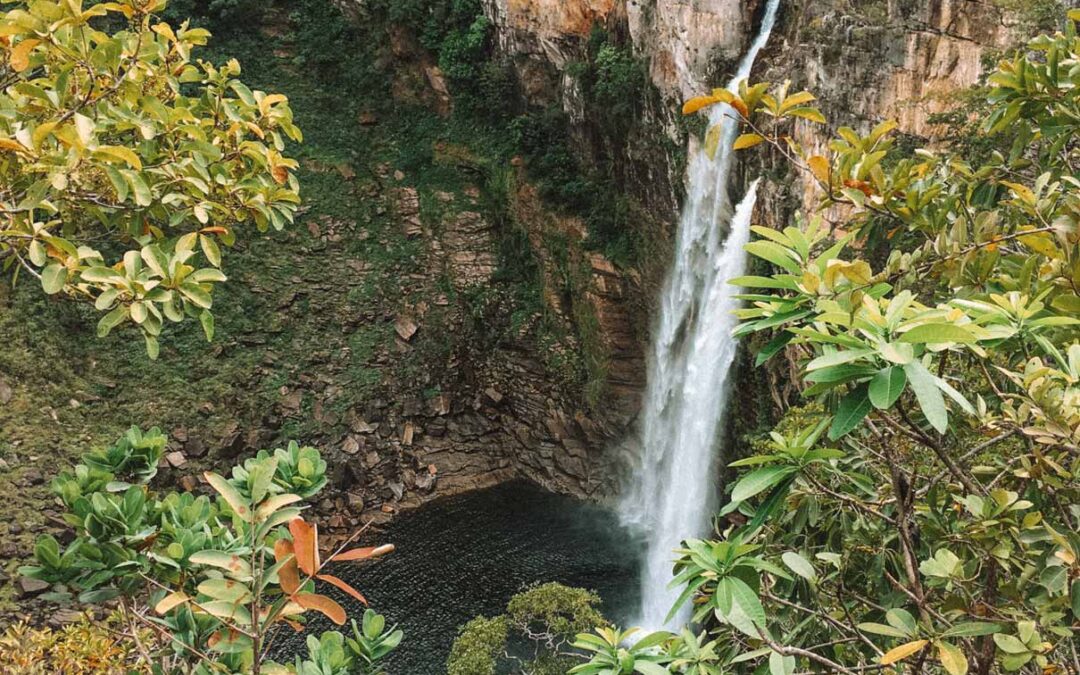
[288,518,319,576]
[294,592,346,625]
[316,573,368,606]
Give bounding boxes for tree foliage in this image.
[0,0,301,357]
[21,428,400,674]
[448,582,608,675]
[575,12,1079,675]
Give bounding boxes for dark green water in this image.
[277,481,641,672]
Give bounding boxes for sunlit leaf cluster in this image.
[0,0,302,357]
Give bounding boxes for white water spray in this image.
[619,0,781,629]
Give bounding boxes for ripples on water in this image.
[274,481,641,672]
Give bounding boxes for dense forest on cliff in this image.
[0,0,1077,673]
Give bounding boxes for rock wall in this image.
[305,0,1041,521]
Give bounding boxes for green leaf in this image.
[1050,293,1080,314]
[868,366,906,409]
[199,234,222,267]
[200,310,214,342]
[857,622,910,638]
[189,550,253,579]
[886,608,917,636]
[719,576,767,638]
[829,384,871,440]
[200,600,253,626]
[992,633,1029,655]
[781,551,816,582]
[730,466,795,504]
[197,579,253,604]
[806,348,875,372]
[898,323,975,344]
[756,331,794,366]
[769,650,796,675]
[144,334,159,360]
[97,306,127,337]
[745,241,802,274]
[180,282,212,309]
[41,264,67,294]
[786,107,826,124]
[204,472,251,521]
[904,361,948,434]
[942,622,1002,638]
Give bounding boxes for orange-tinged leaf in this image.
[0,137,29,154]
[316,573,369,606]
[271,165,288,185]
[808,155,830,184]
[274,539,301,594]
[731,98,749,118]
[154,591,190,614]
[294,592,346,625]
[199,226,229,234]
[331,543,395,562]
[880,640,929,665]
[682,95,720,116]
[9,39,40,72]
[289,518,318,576]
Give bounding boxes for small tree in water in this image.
[448,582,607,675]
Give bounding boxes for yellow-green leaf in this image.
[734,133,766,150]
[880,640,928,665]
[936,641,968,675]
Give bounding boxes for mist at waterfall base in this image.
[618,0,781,630]
[274,482,640,671]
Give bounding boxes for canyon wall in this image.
[279,0,1045,522]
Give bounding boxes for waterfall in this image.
[619,0,781,630]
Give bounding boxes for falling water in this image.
[619,0,781,629]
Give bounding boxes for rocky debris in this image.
[164,451,187,469]
[483,387,504,406]
[17,577,48,598]
[394,316,418,341]
[342,436,362,455]
[392,186,424,238]
[0,378,11,404]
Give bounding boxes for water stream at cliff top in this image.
[619,0,780,630]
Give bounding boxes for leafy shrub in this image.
[0,0,302,357]
[0,615,150,674]
[21,427,401,673]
